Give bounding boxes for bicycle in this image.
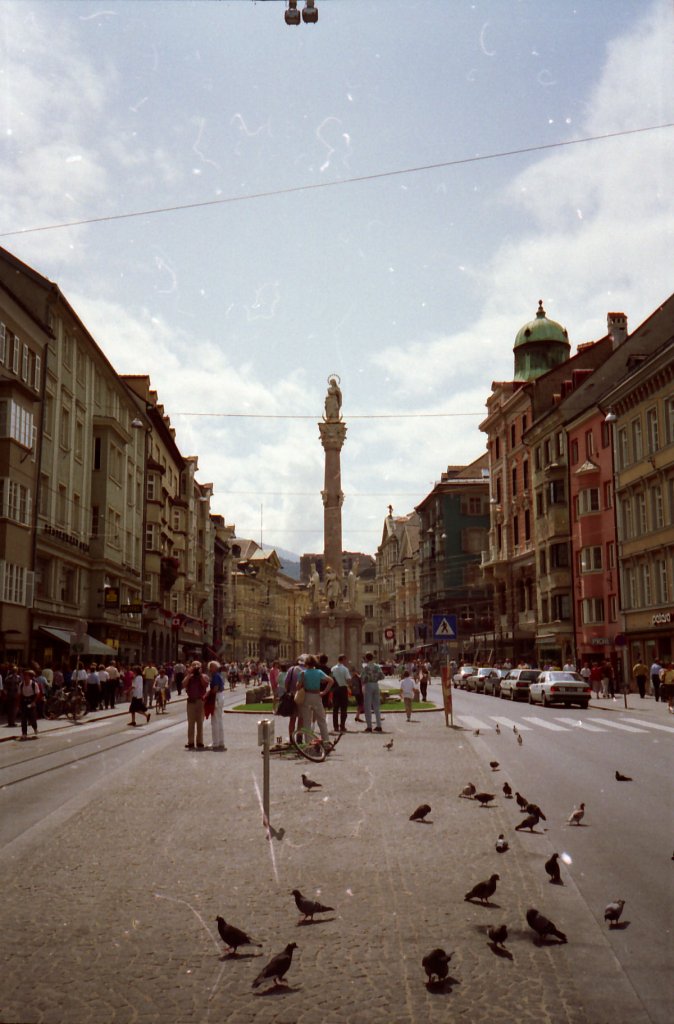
[45,686,88,722]
[291,725,343,763]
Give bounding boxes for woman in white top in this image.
[128,667,151,727]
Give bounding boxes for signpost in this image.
[433,614,458,727]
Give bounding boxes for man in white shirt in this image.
[330,654,351,733]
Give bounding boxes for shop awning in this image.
[39,626,116,656]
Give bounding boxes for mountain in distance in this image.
[262,544,301,580]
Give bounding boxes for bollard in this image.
[257,718,274,829]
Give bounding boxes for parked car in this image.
[529,670,592,709]
[465,667,500,693]
[499,668,541,701]
[453,665,476,688]
[483,668,507,697]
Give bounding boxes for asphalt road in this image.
[450,686,674,1024]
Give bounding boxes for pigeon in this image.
[513,725,518,734]
[487,923,508,948]
[422,947,452,983]
[526,908,567,944]
[503,782,512,799]
[495,723,501,734]
[517,733,523,746]
[515,791,528,811]
[409,803,432,822]
[301,773,322,791]
[474,728,480,736]
[568,802,585,825]
[489,761,500,771]
[251,942,297,988]
[545,853,562,885]
[459,782,476,799]
[515,812,541,832]
[291,888,334,921]
[474,792,495,807]
[465,873,499,905]
[526,803,547,821]
[495,834,509,853]
[216,916,262,955]
[615,771,632,782]
[384,738,394,750]
[604,899,625,927]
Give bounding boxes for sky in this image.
[1,0,672,560]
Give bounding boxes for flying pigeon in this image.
[487,923,508,948]
[409,803,432,822]
[251,942,297,988]
[604,899,625,927]
[517,733,523,746]
[503,782,512,799]
[545,853,562,885]
[384,738,394,750]
[301,774,322,791]
[515,791,528,811]
[495,834,509,853]
[515,812,541,832]
[526,908,567,944]
[495,723,501,734]
[459,782,476,799]
[291,888,334,922]
[422,948,452,983]
[615,771,632,782]
[568,802,585,825]
[526,803,547,821]
[216,916,262,955]
[465,873,499,905]
[489,761,500,771]
[474,792,495,807]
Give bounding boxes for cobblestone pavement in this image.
[0,692,650,1024]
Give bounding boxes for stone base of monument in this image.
[302,608,364,665]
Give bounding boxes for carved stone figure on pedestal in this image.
[324,376,343,422]
[347,560,359,609]
[324,566,340,608]
[309,561,321,607]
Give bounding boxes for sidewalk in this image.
[0,682,649,1024]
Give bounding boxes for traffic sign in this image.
[432,614,457,640]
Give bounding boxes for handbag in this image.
[276,691,295,717]
[294,685,305,707]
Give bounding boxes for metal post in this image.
[258,718,273,827]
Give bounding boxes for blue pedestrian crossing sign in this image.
[432,614,457,640]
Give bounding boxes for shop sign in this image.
[652,611,672,626]
[590,637,611,645]
[104,587,120,609]
[120,601,143,614]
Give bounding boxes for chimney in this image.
[608,312,627,349]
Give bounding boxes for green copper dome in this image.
[513,300,570,381]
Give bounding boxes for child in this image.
[400,670,416,722]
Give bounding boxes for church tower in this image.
[513,300,570,381]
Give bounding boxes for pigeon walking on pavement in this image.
[464,873,500,905]
[604,899,626,927]
[474,792,495,807]
[251,942,297,988]
[495,834,509,853]
[568,802,585,825]
[545,853,563,885]
[301,773,322,791]
[525,802,547,821]
[495,723,501,734]
[515,791,529,811]
[291,889,334,922]
[384,738,394,750]
[459,782,476,799]
[503,782,512,799]
[515,811,541,832]
[216,916,262,955]
[487,924,508,948]
[409,803,432,822]
[489,760,500,771]
[526,908,567,944]
[517,733,523,746]
[615,771,632,782]
[422,948,453,984]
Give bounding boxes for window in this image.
[61,566,78,604]
[581,597,605,624]
[607,541,616,569]
[656,560,669,604]
[467,496,482,515]
[0,562,34,606]
[601,421,611,448]
[495,437,500,459]
[172,508,182,531]
[651,485,664,528]
[34,354,41,392]
[522,414,528,433]
[544,439,552,465]
[75,420,84,461]
[603,480,613,509]
[512,515,519,547]
[522,460,529,491]
[93,436,102,470]
[577,488,599,514]
[552,594,571,620]
[548,479,565,505]
[60,405,71,450]
[557,431,565,458]
[39,474,49,517]
[12,335,19,373]
[570,439,579,465]
[57,485,67,525]
[641,563,652,606]
[608,595,618,622]
[536,491,544,516]
[539,549,547,574]
[72,493,81,535]
[510,423,516,448]
[636,492,647,533]
[91,505,100,537]
[580,546,602,573]
[63,332,73,367]
[646,408,660,454]
[550,543,569,568]
[524,508,531,541]
[631,418,642,461]
[621,498,633,540]
[110,444,122,483]
[147,472,157,501]
[617,427,629,468]
[364,631,374,645]
[665,397,674,444]
[0,398,34,448]
[585,430,594,457]
[145,523,157,550]
[21,343,29,382]
[364,604,374,617]
[534,446,541,471]
[511,465,517,495]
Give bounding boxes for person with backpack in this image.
[361,653,385,733]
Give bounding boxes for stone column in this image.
[319,419,347,595]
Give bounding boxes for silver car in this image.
[529,671,592,709]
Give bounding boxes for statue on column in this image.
[324,565,341,608]
[309,561,321,607]
[346,559,359,608]
[323,375,343,422]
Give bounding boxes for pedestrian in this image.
[283,656,305,743]
[589,662,603,698]
[142,660,158,708]
[184,660,208,750]
[98,663,111,708]
[350,667,364,722]
[330,654,351,732]
[73,660,87,694]
[300,655,333,746]
[632,657,649,699]
[650,658,661,701]
[153,666,169,714]
[417,662,429,702]
[661,662,674,714]
[269,660,280,705]
[563,659,575,672]
[128,667,152,727]
[361,652,385,733]
[400,668,416,721]
[18,669,39,739]
[85,663,101,712]
[206,660,226,750]
[105,661,120,707]
[173,659,186,696]
[580,661,591,691]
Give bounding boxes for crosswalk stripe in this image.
[521,717,570,731]
[553,718,607,732]
[593,719,647,733]
[488,716,533,731]
[620,717,674,733]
